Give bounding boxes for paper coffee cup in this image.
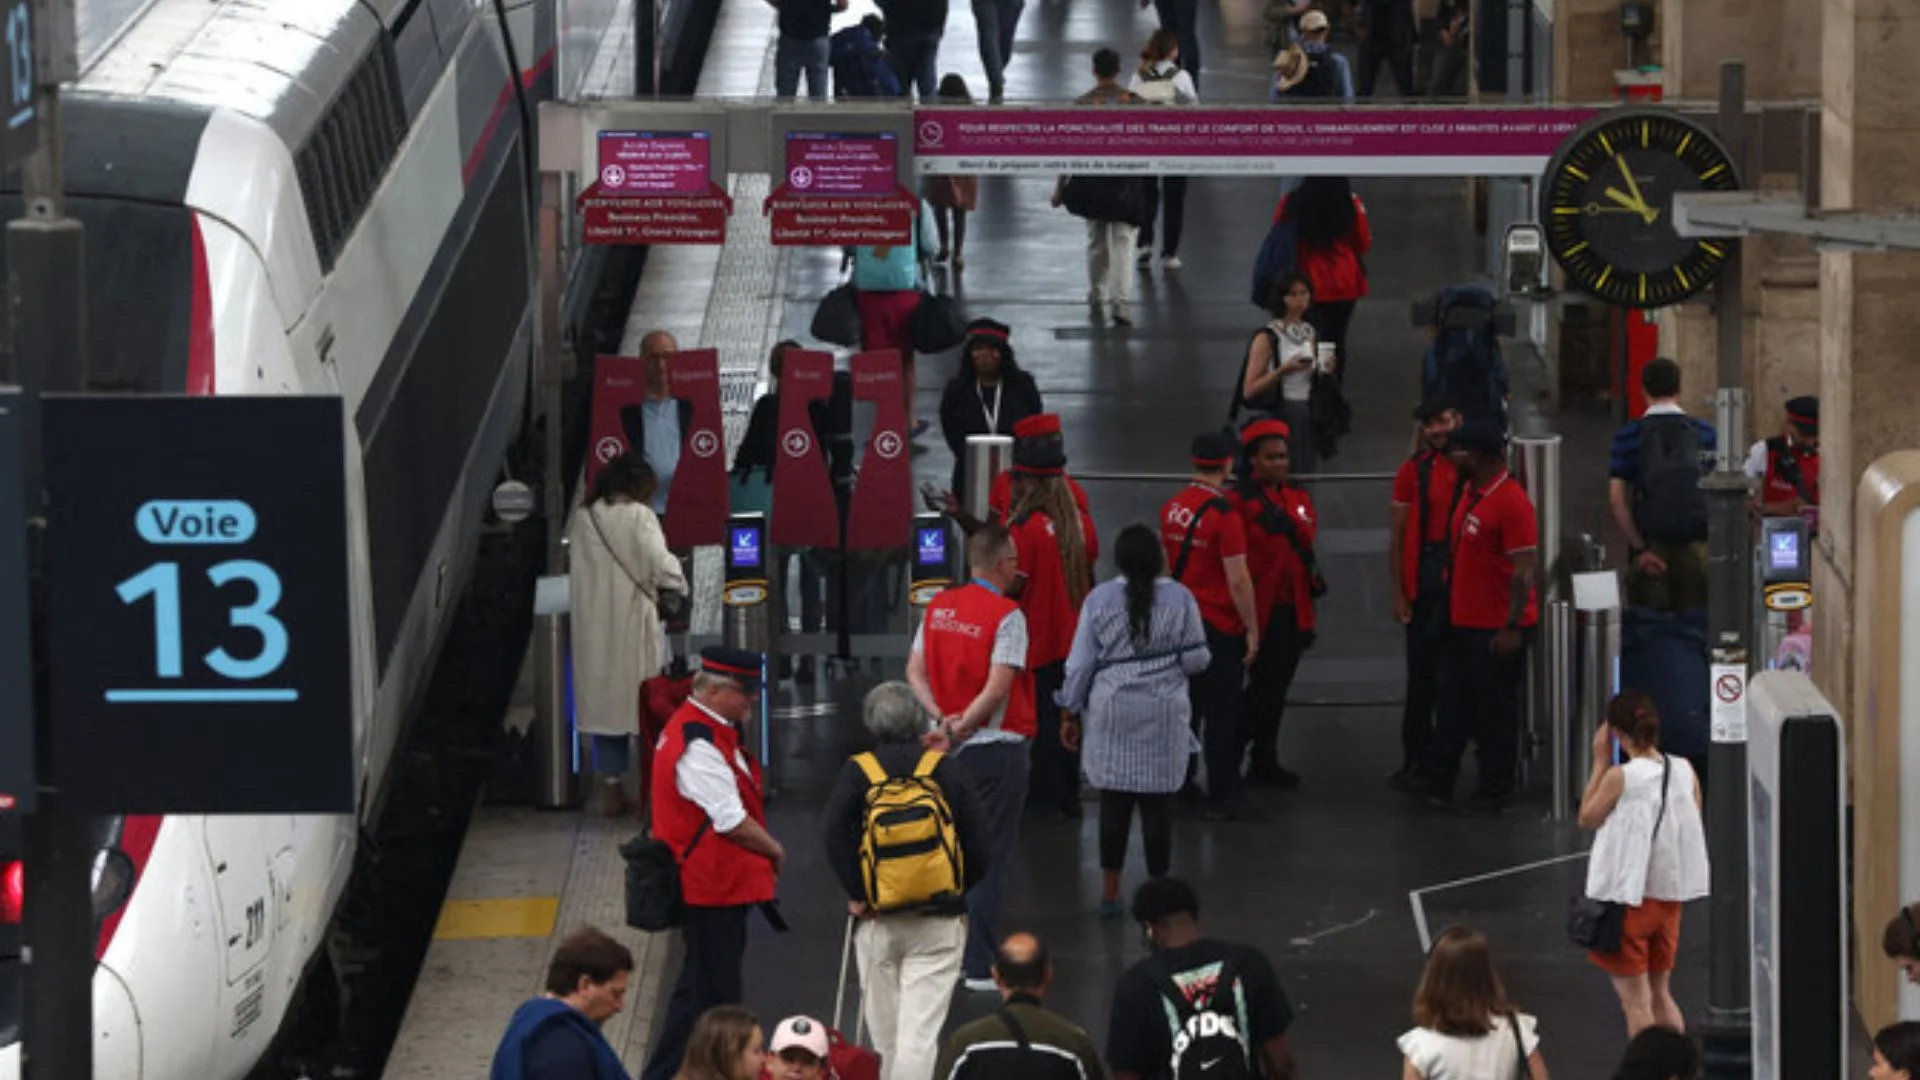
[1315,343,1337,372]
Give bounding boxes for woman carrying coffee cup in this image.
[1239,270,1321,473]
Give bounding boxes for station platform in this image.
[383,0,1732,1077]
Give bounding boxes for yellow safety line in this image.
[433,897,561,940]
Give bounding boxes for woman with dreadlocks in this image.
[1007,439,1093,819]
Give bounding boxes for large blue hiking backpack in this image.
[1248,215,1299,308]
[830,26,902,98]
[1420,284,1509,426]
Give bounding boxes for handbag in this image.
[1507,1012,1529,1078]
[584,503,689,624]
[1061,175,1149,227]
[621,815,709,932]
[1567,753,1672,953]
[910,289,966,353]
[811,282,863,346]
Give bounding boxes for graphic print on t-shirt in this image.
[1160,960,1253,1080]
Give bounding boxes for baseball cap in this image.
[1299,9,1330,32]
[770,1016,830,1059]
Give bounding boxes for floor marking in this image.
[1406,851,1590,953]
[1289,908,1379,946]
[433,896,561,940]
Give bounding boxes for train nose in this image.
[0,963,142,1080]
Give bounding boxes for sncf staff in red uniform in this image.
[1424,422,1538,814]
[908,524,1035,992]
[1231,420,1320,790]
[1387,397,1463,791]
[991,414,1099,562]
[1161,432,1260,821]
[641,647,786,1080]
[1007,440,1094,818]
[1744,395,1820,521]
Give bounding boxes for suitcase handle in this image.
[832,913,870,1044]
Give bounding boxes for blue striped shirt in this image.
[1057,577,1210,794]
[1608,403,1717,484]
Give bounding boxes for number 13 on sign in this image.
[112,560,294,702]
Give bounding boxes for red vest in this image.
[649,700,777,908]
[922,582,1036,739]
[1762,437,1820,508]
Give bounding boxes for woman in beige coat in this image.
[568,453,687,815]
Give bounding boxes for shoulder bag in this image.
[1171,496,1232,581]
[1507,1012,1529,1079]
[1567,753,1671,952]
[585,503,689,623]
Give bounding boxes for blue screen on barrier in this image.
[916,526,947,567]
[730,527,762,569]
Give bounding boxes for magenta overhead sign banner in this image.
[912,107,1600,177]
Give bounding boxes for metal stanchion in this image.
[963,435,1013,522]
[1573,573,1622,786]
[1512,433,1561,786]
[532,612,574,809]
[1545,598,1575,820]
[723,513,773,772]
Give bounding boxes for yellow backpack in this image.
[854,750,964,912]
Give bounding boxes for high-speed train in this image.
[0,0,557,1076]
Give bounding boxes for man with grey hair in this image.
[620,329,693,518]
[822,681,991,1080]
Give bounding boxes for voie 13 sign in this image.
[42,395,354,815]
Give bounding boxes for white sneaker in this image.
[963,976,996,992]
[1162,254,1183,270]
[1111,303,1133,326]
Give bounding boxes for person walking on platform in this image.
[1743,394,1821,522]
[853,197,939,434]
[1007,441,1092,818]
[933,933,1108,1080]
[1052,50,1147,327]
[1141,0,1202,92]
[1355,0,1416,97]
[1231,420,1320,790]
[490,927,636,1080]
[1270,177,1369,387]
[624,330,693,520]
[1107,877,1300,1080]
[971,0,1025,102]
[569,452,687,817]
[1238,271,1320,475]
[1608,357,1715,615]
[1388,397,1463,792]
[765,1018,831,1080]
[1129,30,1198,272]
[670,1006,768,1080]
[924,76,981,265]
[823,682,991,1080]
[938,318,1044,496]
[772,0,849,100]
[932,413,1098,562]
[1160,433,1260,821]
[1611,1026,1700,1080]
[1577,692,1709,1039]
[1058,524,1210,917]
[878,0,947,98]
[641,649,787,1080]
[908,524,1035,992]
[1423,420,1536,813]
[1397,926,1548,1080]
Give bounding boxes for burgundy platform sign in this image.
[844,351,911,551]
[770,350,840,549]
[579,130,730,245]
[586,355,648,495]
[764,132,915,246]
[663,350,727,549]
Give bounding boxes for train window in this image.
[293,39,409,273]
[91,850,134,920]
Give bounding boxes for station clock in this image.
[1540,108,1742,309]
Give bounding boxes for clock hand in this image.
[1584,202,1646,215]
[1615,157,1659,224]
[1603,186,1660,224]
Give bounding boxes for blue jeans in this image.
[956,739,1029,979]
[775,35,830,100]
[887,30,942,99]
[971,0,1025,91]
[591,734,631,774]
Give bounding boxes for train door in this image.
[200,817,274,1068]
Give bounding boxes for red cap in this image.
[1241,419,1291,446]
[1013,413,1062,439]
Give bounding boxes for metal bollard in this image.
[1544,599,1575,820]
[1511,434,1562,781]
[532,612,574,810]
[963,435,1013,522]
[1572,575,1622,787]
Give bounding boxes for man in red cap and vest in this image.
[1744,395,1820,522]
[1160,431,1260,820]
[927,412,1100,565]
[908,523,1034,992]
[1230,419,1321,790]
[641,646,786,1080]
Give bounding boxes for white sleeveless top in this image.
[1266,319,1315,402]
[1584,754,1711,906]
[1397,1014,1538,1080]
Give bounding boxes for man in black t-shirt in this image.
[1106,878,1299,1080]
[771,0,848,100]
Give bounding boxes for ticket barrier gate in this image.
[1755,515,1812,671]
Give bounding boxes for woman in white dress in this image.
[1397,926,1548,1079]
[1578,691,1711,1037]
[569,452,687,816]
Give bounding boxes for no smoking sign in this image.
[1710,664,1748,744]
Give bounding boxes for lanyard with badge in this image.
[979,382,1003,432]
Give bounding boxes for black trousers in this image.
[1098,790,1174,875]
[1309,299,1358,387]
[1028,662,1078,810]
[1400,588,1448,771]
[1140,176,1189,258]
[1152,0,1201,88]
[1426,627,1530,800]
[1357,2,1417,96]
[1243,605,1308,777]
[1190,623,1247,811]
[640,904,751,1080]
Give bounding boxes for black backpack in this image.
[1284,47,1343,100]
[1420,285,1507,428]
[1157,959,1254,1080]
[1633,414,1710,543]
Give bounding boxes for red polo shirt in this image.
[1230,482,1318,628]
[1009,509,1078,668]
[1160,481,1248,635]
[1448,471,1539,630]
[990,471,1099,563]
[1391,448,1463,602]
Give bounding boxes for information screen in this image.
[784,132,898,197]
[730,526,763,570]
[916,524,948,568]
[596,130,712,196]
[1769,530,1800,573]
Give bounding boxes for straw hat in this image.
[1272,45,1309,92]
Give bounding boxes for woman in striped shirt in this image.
[1059,524,1212,918]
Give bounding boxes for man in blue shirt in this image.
[491,927,635,1080]
[1607,357,1717,614]
[623,329,693,520]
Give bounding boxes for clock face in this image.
[1541,110,1741,309]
